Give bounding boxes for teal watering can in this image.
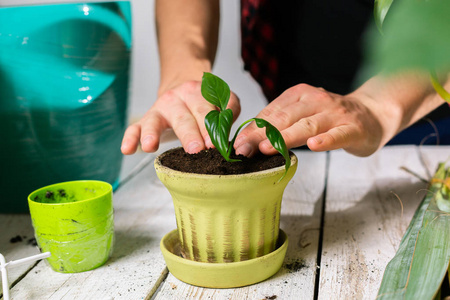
[0,1,132,212]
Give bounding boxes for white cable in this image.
[0,252,51,300]
[0,253,10,300]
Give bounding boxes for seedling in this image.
[201,72,291,178]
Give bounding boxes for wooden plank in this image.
[153,150,327,299]
[0,150,149,296]
[0,215,38,297]
[1,141,181,299]
[317,145,450,299]
[414,145,450,178]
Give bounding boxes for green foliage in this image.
[202,72,291,178]
[377,163,450,299]
[365,0,450,73]
[363,0,450,103]
[374,0,393,33]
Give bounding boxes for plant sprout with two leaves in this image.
[201,72,291,179]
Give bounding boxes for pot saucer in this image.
[160,229,288,288]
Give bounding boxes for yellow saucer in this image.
[160,229,288,288]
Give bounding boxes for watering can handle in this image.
[1,3,132,49]
[76,4,132,49]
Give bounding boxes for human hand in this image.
[121,80,241,154]
[234,83,387,157]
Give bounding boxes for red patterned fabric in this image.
[241,0,278,101]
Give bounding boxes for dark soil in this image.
[9,235,23,243]
[33,189,72,204]
[284,259,307,273]
[9,235,37,246]
[160,147,286,175]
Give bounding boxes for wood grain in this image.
[317,145,450,300]
[3,145,449,299]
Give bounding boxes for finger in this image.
[121,124,141,155]
[257,83,324,120]
[259,112,333,155]
[168,101,206,154]
[177,82,215,147]
[139,110,168,153]
[228,92,241,122]
[307,125,355,152]
[234,87,325,156]
[235,100,315,157]
[186,99,216,149]
[308,124,379,157]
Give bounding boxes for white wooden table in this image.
[1,144,448,300]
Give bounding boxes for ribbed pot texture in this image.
[155,149,297,263]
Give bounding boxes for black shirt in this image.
[240,0,450,145]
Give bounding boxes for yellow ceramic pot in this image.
[154,148,297,263]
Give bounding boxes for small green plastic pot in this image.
[28,180,114,273]
[155,148,297,264]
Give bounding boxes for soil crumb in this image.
[34,189,72,204]
[285,259,307,273]
[160,147,286,175]
[27,237,37,246]
[265,296,277,300]
[9,235,23,243]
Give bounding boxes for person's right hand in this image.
[121,80,241,155]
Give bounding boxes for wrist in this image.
[349,77,406,148]
[158,58,212,96]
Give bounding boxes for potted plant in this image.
[155,73,298,288]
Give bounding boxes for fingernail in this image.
[142,135,154,147]
[309,136,323,145]
[313,137,323,144]
[121,140,130,150]
[236,143,253,157]
[187,142,201,153]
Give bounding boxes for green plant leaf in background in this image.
[364,0,450,80]
[430,71,450,104]
[376,163,450,299]
[374,0,393,33]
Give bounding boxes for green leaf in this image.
[377,163,450,299]
[204,109,237,162]
[435,164,450,212]
[374,0,394,33]
[253,118,291,180]
[201,72,231,111]
[364,0,450,76]
[201,73,291,171]
[430,72,450,104]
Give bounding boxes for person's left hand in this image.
[234,83,386,157]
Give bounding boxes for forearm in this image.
[155,0,220,95]
[350,71,447,148]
